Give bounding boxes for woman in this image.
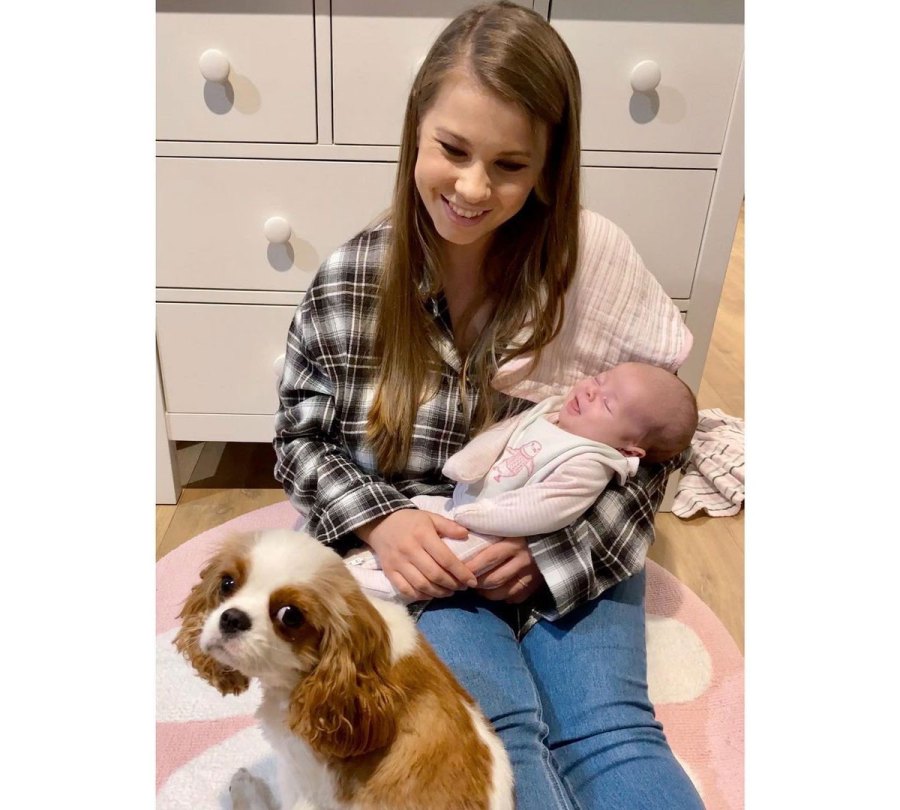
[274,3,704,807]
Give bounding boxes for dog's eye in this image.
[220,575,236,596]
[275,605,304,629]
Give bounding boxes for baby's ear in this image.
[620,445,646,459]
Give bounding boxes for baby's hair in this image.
[624,363,698,463]
[640,370,698,464]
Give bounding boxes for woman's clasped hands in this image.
[358,510,542,603]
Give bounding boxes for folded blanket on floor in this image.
[673,409,744,519]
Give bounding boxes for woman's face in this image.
[414,70,547,261]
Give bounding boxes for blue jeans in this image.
[417,569,704,809]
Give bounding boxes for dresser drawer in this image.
[331,0,532,146]
[156,0,316,143]
[551,0,743,153]
[581,167,714,299]
[157,303,296,414]
[157,158,396,291]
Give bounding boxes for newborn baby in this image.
[348,362,698,602]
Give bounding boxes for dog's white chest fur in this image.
[257,690,346,810]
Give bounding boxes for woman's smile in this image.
[442,195,491,226]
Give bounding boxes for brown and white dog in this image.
[175,529,514,810]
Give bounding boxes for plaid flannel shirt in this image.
[274,221,681,637]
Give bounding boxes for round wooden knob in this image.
[199,49,230,83]
[264,216,292,244]
[630,60,661,93]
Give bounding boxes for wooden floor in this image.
[650,204,744,652]
[157,205,745,653]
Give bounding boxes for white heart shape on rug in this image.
[157,627,263,722]
[646,614,713,704]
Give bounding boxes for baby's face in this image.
[556,364,656,451]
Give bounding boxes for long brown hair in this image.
[367,1,583,474]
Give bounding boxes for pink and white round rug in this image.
[157,501,743,809]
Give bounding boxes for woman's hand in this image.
[357,510,478,602]
[466,536,544,604]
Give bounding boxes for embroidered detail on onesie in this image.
[490,440,542,482]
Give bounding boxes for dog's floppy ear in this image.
[173,554,250,696]
[287,571,403,758]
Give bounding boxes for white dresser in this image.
[156,0,745,504]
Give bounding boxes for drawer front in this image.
[331,1,532,146]
[157,158,396,291]
[157,303,296,414]
[156,1,316,143]
[551,0,743,153]
[581,167,714,299]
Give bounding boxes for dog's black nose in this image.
[219,607,251,636]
